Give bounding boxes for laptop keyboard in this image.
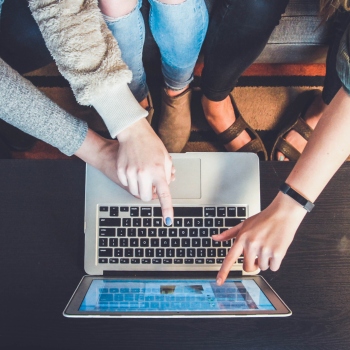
[97,205,246,268]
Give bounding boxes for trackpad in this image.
[170,158,201,199]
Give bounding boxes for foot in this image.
[276,93,327,161]
[201,95,251,151]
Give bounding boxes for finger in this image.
[257,253,270,271]
[137,173,153,202]
[216,241,243,286]
[269,254,284,271]
[212,222,243,241]
[126,173,140,198]
[154,176,173,226]
[164,156,173,184]
[116,168,128,187]
[243,251,259,273]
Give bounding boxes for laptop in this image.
[64,152,291,317]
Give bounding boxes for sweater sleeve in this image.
[337,23,350,96]
[28,0,147,138]
[0,58,88,156]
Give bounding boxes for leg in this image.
[100,0,149,108]
[149,0,209,152]
[276,8,350,161]
[201,0,288,154]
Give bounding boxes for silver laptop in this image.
[64,152,291,317]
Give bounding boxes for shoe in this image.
[0,119,37,151]
[158,87,192,153]
[270,89,321,161]
[216,94,268,160]
[145,92,154,126]
[0,137,12,159]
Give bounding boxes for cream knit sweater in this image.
[29,0,148,138]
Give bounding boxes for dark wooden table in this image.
[0,160,350,350]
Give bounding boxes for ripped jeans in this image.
[104,0,208,102]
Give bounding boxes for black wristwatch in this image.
[279,182,315,212]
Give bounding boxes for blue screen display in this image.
[79,279,275,312]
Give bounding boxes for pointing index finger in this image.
[154,176,173,226]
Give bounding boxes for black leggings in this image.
[201,0,289,101]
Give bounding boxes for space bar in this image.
[153,207,203,217]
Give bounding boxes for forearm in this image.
[285,87,350,203]
[0,58,87,156]
[28,0,147,138]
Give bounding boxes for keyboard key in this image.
[176,249,185,257]
[195,258,204,264]
[204,207,215,217]
[135,249,144,257]
[179,228,188,237]
[152,259,161,264]
[132,218,141,227]
[109,258,119,263]
[99,238,108,247]
[99,228,115,237]
[197,248,206,257]
[225,218,243,227]
[122,218,131,227]
[117,228,126,237]
[130,238,139,247]
[163,259,173,264]
[212,240,221,247]
[189,228,198,237]
[202,238,211,247]
[184,219,193,227]
[238,257,244,264]
[131,259,140,264]
[227,207,236,217]
[192,238,200,247]
[99,258,108,263]
[110,207,119,217]
[120,206,129,212]
[205,218,214,227]
[127,228,137,237]
[185,258,194,264]
[218,248,226,257]
[109,238,118,247]
[100,218,121,227]
[161,238,170,247]
[142,258,151,264]
[174,218,182,227]
[120,238,128,247]
[223,240,232,247]
[114,248,123,257]
[171,238,180,247]
[187,249,195,257]
[216,258,224,264]
[138,228,147,237]
[153,218,162,227]
[130,207,139,216]
[145,249,154,257]
[181,238,190,247]
[217,207,226,217]
[194,218,203,227]
[148,228,157,237]
[140,239,149,247]
[151,238,159,247]
[156,249,165,257]
[206,258,215,264]
[210,228,219,236]
[174,259,183,264]
[120,258,130,264]
[141,207,152,217]
[208,248,216,257]
[154,207,203,217]
[99,248,113,257]
[199,228,209,237]
[99,206,108,212]
[158,228,167,237]
[143,218,152,227]
[166,248,175,257]
[169,229,177,237]
[237,207,247,217]
[125,249,133,257]
[215,218,224,227]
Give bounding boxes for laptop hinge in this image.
[103,270,243,278]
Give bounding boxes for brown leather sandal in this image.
[216,94,268,160]
[270,89,321,161]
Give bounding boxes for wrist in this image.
[116,117,150,142]
[270,192,308,221]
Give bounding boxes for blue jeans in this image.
[105,0,208,102]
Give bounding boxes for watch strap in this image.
[279,182,315,212]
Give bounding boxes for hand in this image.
[116,118,174,225]
[214,193,307,285]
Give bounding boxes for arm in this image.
[215,87,350,285]
[29,0,174,224]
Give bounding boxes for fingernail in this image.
[278,155,285,161]
[165,217,172,226]
[216,278,222,286]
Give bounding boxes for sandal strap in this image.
[237,138,266,155]
[293,117,314,141]
[216,115,248,145]
[275,137,301,161]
